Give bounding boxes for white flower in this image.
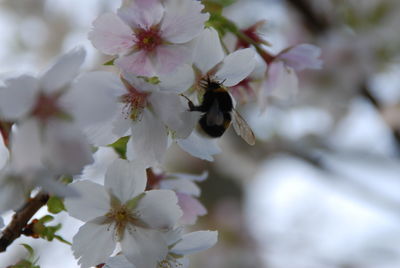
[85,64,198,168]
[105,227,218,268]
[65,159,182,268]
[260,44,322,110]
[0,47,118,175]
[89,0,209,76]
[79,151,208,225]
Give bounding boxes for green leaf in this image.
[108,136,130,159]
[20,244,35,259]
[38,215,54,224]
[54,235,72,246]
[47,196,66,214]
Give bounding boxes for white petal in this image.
[168,171,208,182]
[278,43,323,71]
[40,47,85,93]
[159,178,200,196]
[61,71,121,127]
[43,121,93,175]
[192,28,224,74]
[121,228,168,268]
[72,218,116,268]
[158,64,194,93]
[64,180,110,222]
[262,61,299,102]
[104,159,146,203]
[84,105,130,146]
[136,190,182,229]
[177,131,221,161]
[105,255,133,268]
[0,75,39,121]
[171,230,218,255]
[0,134,9,170]
[88,12,134,55]
[117,0,164,29]
[115,50,156,77]
[79,147,119,183]
[214,48,256,87]
[149,92,197,139]
[127,110,168,167]
[162,227,184,245]
[36,173,78,197]
[154,45,190,75]
[177,193,207,225]
[0,175,26,212]
[10,119,44,172]
[161,0,209,43]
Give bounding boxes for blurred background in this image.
[1,0,400,267]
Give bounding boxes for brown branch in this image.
[0,192,49,252]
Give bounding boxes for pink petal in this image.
[115,51,155,76]
[278,44,323,71]
[177,193,207,225]
[161,0,209,44]
[259,61,298,112]
[117,0,164,29]
[155,45,189,75]
[88,13,134,55]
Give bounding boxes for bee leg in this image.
[179,94,198,111]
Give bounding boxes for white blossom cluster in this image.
[0,0,322,267]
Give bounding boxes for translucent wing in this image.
[231,109,256,145]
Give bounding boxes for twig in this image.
[0,192,49,252]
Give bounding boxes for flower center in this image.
[157,254,183,268]
[106,204,137,240]
[135,26,163,52]
[120,82,149,121]
[31,93,65,122]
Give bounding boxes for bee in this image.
[185,77,255,145]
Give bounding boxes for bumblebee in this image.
[186,78,255,145]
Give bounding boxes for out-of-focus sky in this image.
[1,0,400,267]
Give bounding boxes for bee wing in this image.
[231,109,256,145]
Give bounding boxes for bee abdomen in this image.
[199,112,231,137]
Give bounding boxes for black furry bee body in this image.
[188,79,233,137]
[187,78,256,145]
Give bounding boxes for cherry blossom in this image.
[85,64,198,167]
[148,170,208,225]
[78,150,208,225]
[105,227,218,268]
[89,0,209,76]
[260,44,322,111]
[0,47,118,175]
[65,159,182,268]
